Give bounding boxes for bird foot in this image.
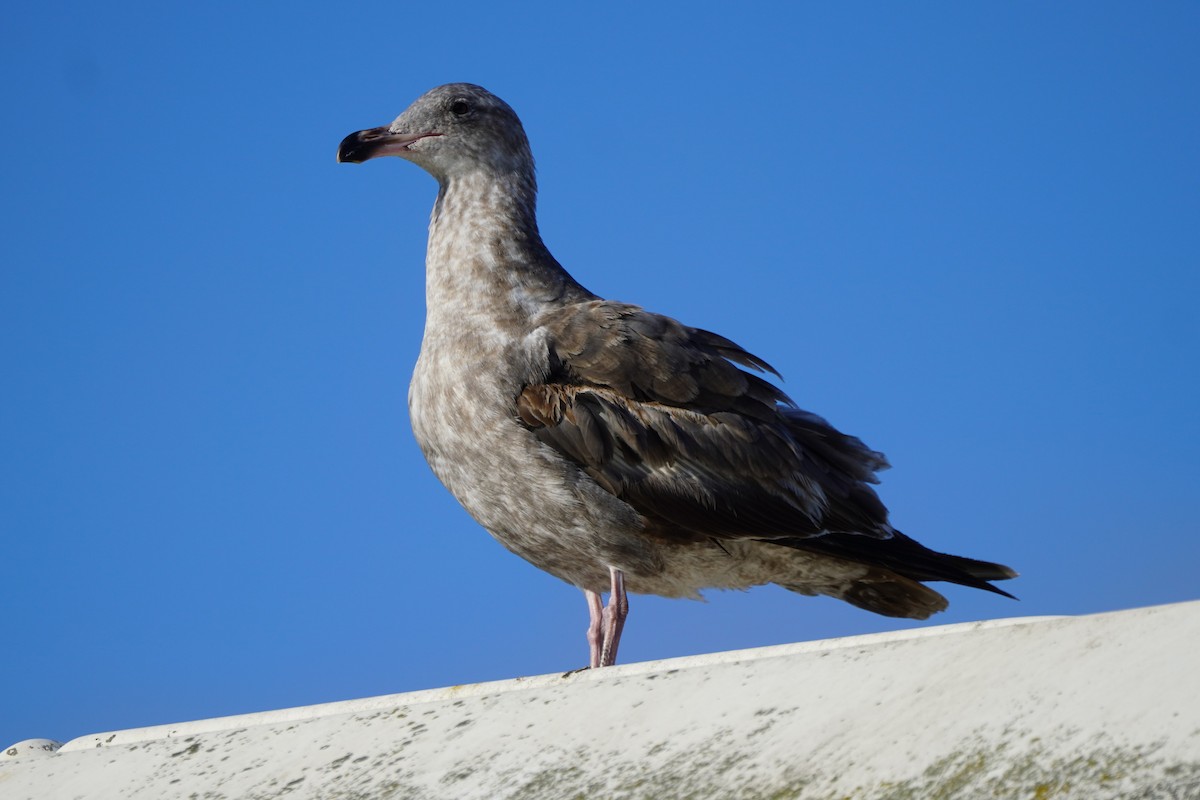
[582,567,628,668]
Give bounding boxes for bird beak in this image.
[336,127,441,163]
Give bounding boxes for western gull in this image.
[337,83,1016,668]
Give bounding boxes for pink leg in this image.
[579,568,631,669]
[598,567,629,667]
[584,589,604,669]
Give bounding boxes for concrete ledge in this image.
[3,602,1199,799]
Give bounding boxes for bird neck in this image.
[424,170,591,328]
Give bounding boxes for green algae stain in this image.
[842,740,1199,800]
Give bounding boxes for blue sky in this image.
[3,2,1198,748]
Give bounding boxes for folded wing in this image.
[518,300,1016,598]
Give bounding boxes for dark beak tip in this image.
[337,131,370,164]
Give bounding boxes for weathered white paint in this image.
[3,602,1199,799]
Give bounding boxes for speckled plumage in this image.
[337,84,1016,665]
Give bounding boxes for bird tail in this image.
[776,530,1018,604]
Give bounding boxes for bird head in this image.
[337,83,534,184]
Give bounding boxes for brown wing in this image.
[517,301,894,543]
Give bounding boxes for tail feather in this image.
[779,567,950,619]
[774,530,1018,599]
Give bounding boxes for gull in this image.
[337,83,1016,668]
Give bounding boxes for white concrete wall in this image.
[4,600,1199,799]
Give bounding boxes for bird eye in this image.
[449,98,472,116]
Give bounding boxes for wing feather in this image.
[519,300,1016,598]
[519,301,894,544]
